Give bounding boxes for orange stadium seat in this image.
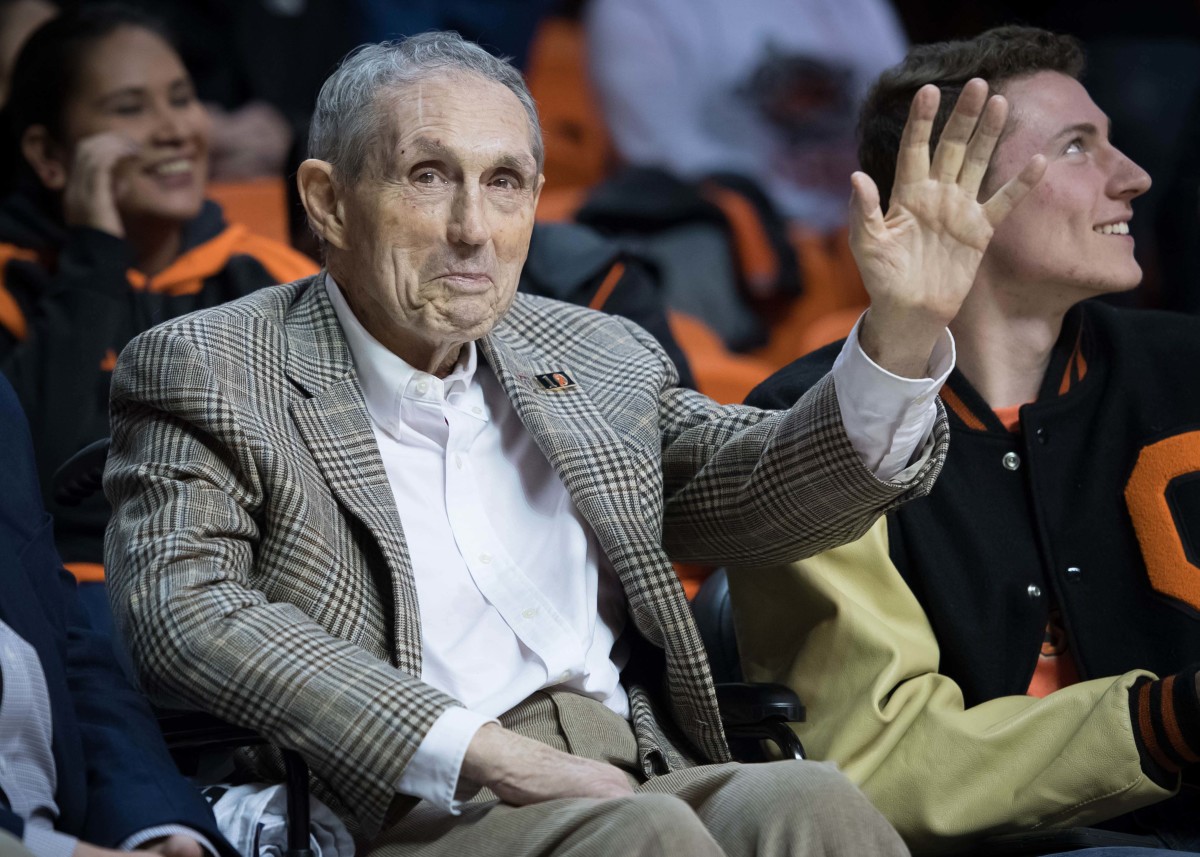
[207,177,291,246]
[525,17,614,194]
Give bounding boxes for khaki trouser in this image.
[0,832,32,857]
[369,690,909,857]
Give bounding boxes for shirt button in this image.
[472,406,483,415]
[479,553,492,565]
[522,607,539,619]
[1027,584,1042,599]
[1002,452,1021,470]
[557,671,571,683]
[1066,566,1082,582]
[914,394,928,405]
[454,454,463,470]
[416,380,429,395]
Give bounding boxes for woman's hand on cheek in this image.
[63,132,141,238]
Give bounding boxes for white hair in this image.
[308,30,544,183]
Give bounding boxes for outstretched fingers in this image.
[982,153,1047,226]
[848,170,885,245]
[958,94,1009,197]
[929,78,989,185]
[893,84,939,192]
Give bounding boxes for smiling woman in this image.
[0,4,317,572]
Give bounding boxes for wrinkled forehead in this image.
[369,71,538,173]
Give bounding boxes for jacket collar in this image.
[941,303,1091,433]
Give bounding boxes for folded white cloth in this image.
[204,783,354,857]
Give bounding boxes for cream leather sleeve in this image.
[728,519,1175,855]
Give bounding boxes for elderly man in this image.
[104,32,1040,857]
[738,26,1200,856]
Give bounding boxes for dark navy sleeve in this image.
[0,376,237,857]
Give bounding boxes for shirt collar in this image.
[323,272,478,433]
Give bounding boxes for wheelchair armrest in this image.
[51,437,111,507]
[715,681,805,725]
[715,681,806,761]
[157,708,266,752]
[969,828,1163,856]
[157,708,314,857]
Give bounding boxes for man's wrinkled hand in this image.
[460,722,635,806]
[852,77,1047,378]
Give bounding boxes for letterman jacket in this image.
[733,300,1200,852]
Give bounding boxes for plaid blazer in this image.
[104,274,947,835]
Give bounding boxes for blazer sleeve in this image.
[637,314,948,567]
[103,326,461,838]
[728,518,1174,854]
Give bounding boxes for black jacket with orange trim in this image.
[0,189,318,568]
[519,222,695,390]
[747,300,1200,703]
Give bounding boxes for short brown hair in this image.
[858,26,1084,206]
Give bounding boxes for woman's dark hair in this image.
[0,3,174,192]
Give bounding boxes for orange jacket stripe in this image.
[64,561,106,583]
[232,229,320,284]
[126,223,319,295]
[588,261,625,311]
[0,244,40,340]
[939,385,987,431]
[1137,680,1180,772]
[701,184,779,295]
[1159,675,1200,764]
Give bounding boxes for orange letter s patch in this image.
[1125,431,1200,613]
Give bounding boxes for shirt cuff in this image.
[22,826,76,857]
[831,312,955,482]
[120,825,219,857]
[395,707,496,815]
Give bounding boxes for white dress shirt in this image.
[324,274,952,814]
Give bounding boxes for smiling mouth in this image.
[147,158,195,177]
[1093,222,1129,235]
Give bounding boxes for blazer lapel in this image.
[283,277,422,675]
[482,309,729,763]
[480,316,669,645]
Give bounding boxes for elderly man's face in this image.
[332,72,542,372]
[978,71,1150,303]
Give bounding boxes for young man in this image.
[736,26,1200,855]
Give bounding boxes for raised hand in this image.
[853,78,1046,378]
[62,132,141,238]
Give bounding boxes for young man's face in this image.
[978,71,1151,301]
